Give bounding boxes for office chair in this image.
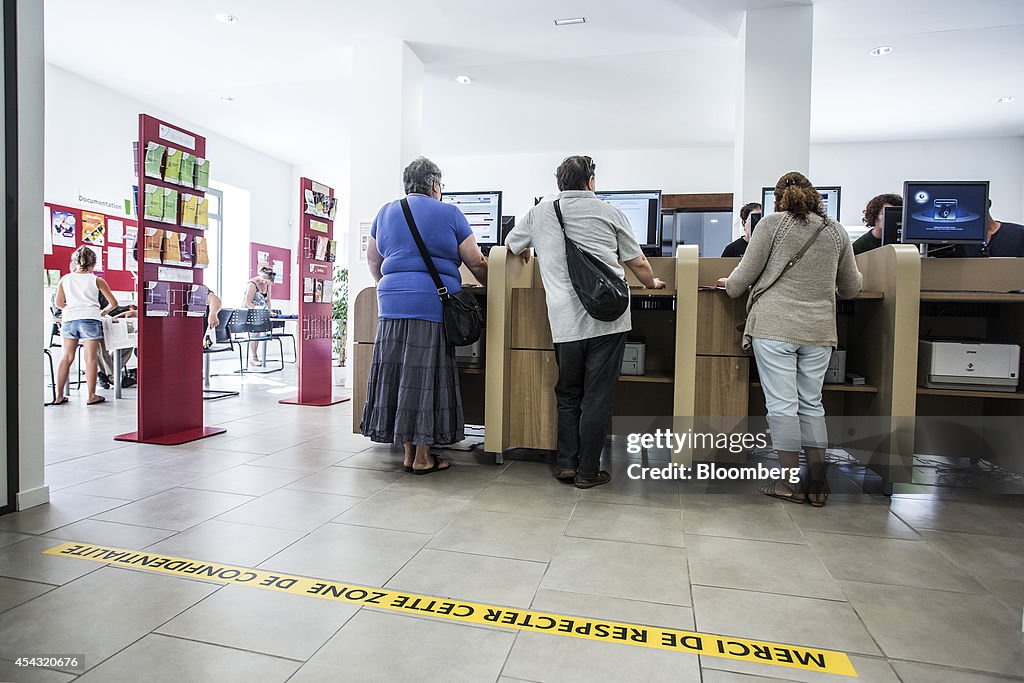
[203,308,243,400]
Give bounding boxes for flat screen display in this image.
[901,181,988,244]
[594,190,662,247]
[762,186,841,222]
[441,191,502,246]
[881,205,902,246]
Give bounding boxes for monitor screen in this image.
[901,181,988,244]
[761,186,841,221]
[441,191,503,246]
[881,205,903,246]
[594,190,662,246]
[500,216,515,244]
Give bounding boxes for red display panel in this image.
[249,242,292,302]
[280,177,348,407]
[44,203,138,293]
[116,114,226,444]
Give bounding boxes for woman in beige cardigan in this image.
[721,172,863,507]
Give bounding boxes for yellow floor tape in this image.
[45,541,857,677]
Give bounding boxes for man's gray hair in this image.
[403,157,443,196]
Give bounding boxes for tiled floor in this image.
[1,360,1023,682]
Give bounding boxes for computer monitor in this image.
[500,216,515,244]
[594,190,662,247]
[749,212,762,233]
[901,181,988,245]
[881,205,903,246]
[441,191,502,248]
[761,186,841,222]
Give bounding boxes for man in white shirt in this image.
[505,155,665,488]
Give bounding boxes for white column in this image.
[732,5,813,234]
[346,39,423,373]
[13,0,47,509]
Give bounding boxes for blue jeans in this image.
[751,337,830,452]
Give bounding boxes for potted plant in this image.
[332,267,349,386]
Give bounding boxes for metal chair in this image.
[49,306,83,391]
[270,308,297,363]
[229,308,284,374]
[43,349,56,404]
[203,308,243,400]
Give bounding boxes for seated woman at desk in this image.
[52,246,119,406]
[242,263,274,364]
[720,172,862,506]
[360,157,488,474]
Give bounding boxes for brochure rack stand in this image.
[116,114,226,444]
[280,177,348,406]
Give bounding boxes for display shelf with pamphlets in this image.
[116,114,226,445]
[280,177,348,406]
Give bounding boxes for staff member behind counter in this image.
[962,199,1024,257]
[852,193,903,255]
[505,155,665,489]
[721,202,762,257]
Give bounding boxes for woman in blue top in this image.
[360,157,488,474]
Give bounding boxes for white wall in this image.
[44,65,297,311]
[431,136,1024,236]
[811,137,1024,231]
[430,146,734,222]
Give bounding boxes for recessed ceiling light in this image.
[214,13,238,24]
[997,96,1015,104]
[454,75,472,85]
[869,46,893,57]
[219,96,235,103]
[554,17,586,26]
[709,219,719,223]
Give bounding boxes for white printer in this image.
[455,336,484,367]
[918,341,1020,392]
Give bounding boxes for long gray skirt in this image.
[360,318,464,446]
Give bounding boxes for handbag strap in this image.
[399,198,448,299]
[750,216,829,306]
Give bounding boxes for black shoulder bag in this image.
[554,199,630,322]
[399,198,483,346]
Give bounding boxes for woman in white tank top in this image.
[52,246,119,405]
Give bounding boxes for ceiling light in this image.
[554,17,586,26]
[454,75,472,85]
[997,96,1015,104]
[214,13,238,24]
[869,46,893,57]
[709,219,719,223]
[219,96,235,103]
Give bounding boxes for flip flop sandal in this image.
[759,479,806,504]
[49,397,69,406]
[404,466,414,473]
[412,455,450,475]
[87,396,107,406]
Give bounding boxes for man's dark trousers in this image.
[553,332,628,479]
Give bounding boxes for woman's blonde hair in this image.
[774,171,828,222]
[70,246,97,271]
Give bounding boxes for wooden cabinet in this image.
[511,289,553,350]
[694,355,749,462]
[696,291,746,356]
[351,343,375,432]
[509,350,558,450]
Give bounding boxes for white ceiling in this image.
[43,0,1024,165]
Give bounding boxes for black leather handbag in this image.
[399,198,483,346]
[554,199,630,322]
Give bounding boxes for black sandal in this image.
[759,479,806,504]
[412,455,450,475]
[807,480,830,507]
[49,397,69,406]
